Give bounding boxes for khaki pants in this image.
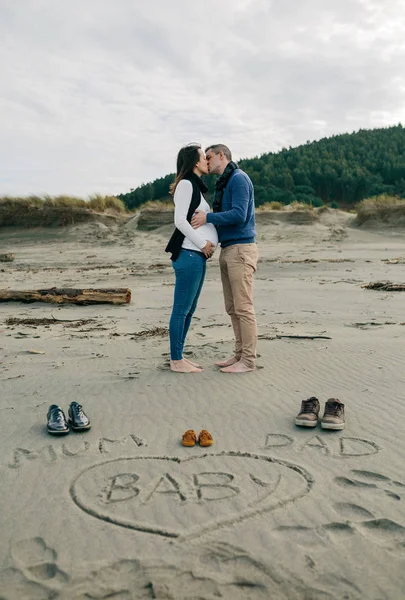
[219,243,259,368]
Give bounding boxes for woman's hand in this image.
[201,241,215,258]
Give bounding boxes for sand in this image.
[1,210,405,599]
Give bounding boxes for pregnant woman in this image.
[166,143,218,373]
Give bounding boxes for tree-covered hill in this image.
[118,125,405,210]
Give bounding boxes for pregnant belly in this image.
[203,223,218,245]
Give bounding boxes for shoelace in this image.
[74,404,85,418]
[199,430,212,439]
[324,402,342,416]
[183,430,196,441]
[300,400,319,414]
[55,411,65,423]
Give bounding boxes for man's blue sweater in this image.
[206,169,256,248]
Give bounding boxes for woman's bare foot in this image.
[220,360,255,373]
[215,356,239,368]
[184,357,203,369]
[170,359,203,373]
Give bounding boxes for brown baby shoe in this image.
[182,430,197,447]
[198,430,213,447]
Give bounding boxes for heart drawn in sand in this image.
[70,451,313,539]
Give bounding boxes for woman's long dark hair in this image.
[169,144,201,195]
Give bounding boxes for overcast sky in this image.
[1,0,405,197]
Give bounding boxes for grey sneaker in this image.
[295,397,320,427]
[321,398,345,430]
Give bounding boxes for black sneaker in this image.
[321,398,345,430]
[68,402,91,431]
[295,396,320,427]
[47,405,70,435]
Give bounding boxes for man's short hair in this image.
[205,144,232,161]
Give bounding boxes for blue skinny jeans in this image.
[169,249,206,360]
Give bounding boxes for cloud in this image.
[1,0,405,195]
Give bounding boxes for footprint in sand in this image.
[0,568,54,600]
[0,538,334,600]
[9,536,69,586]
[0,537,69,599]
[356,518,405,545]
[276,478,405,555]
[334,469,403,501]
[276,517,405,556]
[330,474,405,552]
[332,502,374,520]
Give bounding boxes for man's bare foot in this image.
[220,360,255,373]
[170,359,203,373]
[184,357,203,369]
[215,356,239,368]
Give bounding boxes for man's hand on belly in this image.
[191,210,207,229]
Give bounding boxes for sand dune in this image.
[1,211,405,599]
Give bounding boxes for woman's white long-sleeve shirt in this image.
[173,179,218,251]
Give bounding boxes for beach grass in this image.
[0,194,127,226]
[355,195,405,225]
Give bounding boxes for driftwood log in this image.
[0,253,15,262]
[259,334,332,340]
[277,334,331,340]
[361,281,405,292]
[0,287,131,305]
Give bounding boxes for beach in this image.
[1,209,405,599]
